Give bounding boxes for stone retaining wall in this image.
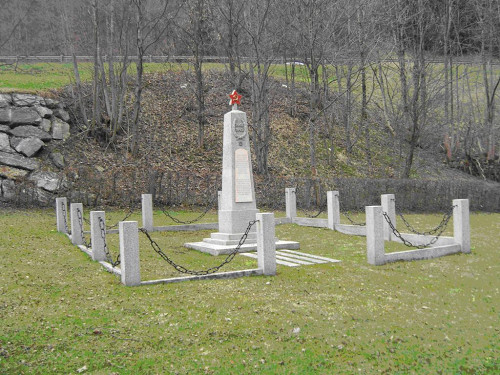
[0,93,70,204]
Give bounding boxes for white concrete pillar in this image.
[381,194,396,241]
[70,203,84,245]
[141,193,153,231]
[119,221,141,286]
[256,213,276,276]
[90,211,106,262]
[327,191,340,230]
[366,205,385,265]
[453,199,470,254]
[285,188,296,219]
[56,197,68,233]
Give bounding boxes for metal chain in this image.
[303,205,326,218]
[76,207,91,248]
[382,211,451,249]
[98,216,120,267]
[106,207,135,229]
[140,220,257,275]
[341,210,366,226]
[61,201,69,234]
[160,191,218,225]
[82,207,136,229]
[293,184,327,218]
[397,205,456,236]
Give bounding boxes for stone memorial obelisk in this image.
[218,91,259,235]
[185,91,299,255]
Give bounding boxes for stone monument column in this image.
[185,91,299,255]
[218,92,258,235]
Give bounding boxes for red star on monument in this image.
[228,90,242,106]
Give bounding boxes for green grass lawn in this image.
[0,62,227,92]
[0,208,498,374]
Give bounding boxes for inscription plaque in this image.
[232,117,247,139]
[234,148,253,202]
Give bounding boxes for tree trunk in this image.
[61,5,88,129]
[91,0,100,134]
[130,0,144,156]
[308,65,319,172]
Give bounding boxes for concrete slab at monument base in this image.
[202,231,257,246]
[185,238,300,256]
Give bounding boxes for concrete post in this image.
[70,203,84,245]
[327,191,340,230]
[119,221,141,286]
[256,213,276,276]
[56,197,68,233]
[90,211,106,262]
[141,193,153,231]
[285,188,297,219]
[381,194,396,241]
[366,206,385,265]
[453,199,470,254]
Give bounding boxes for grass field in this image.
[0,208,498,374]
[0,62,228,92]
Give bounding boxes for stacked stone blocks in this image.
[0,93,70,203]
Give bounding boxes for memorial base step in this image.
[184,239,300,256]
[208,232,257,244]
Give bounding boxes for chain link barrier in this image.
[76,207,91,248]
[98,216,120,267]
[397,205,456,236]
[106,207,136,229]
[341,210,366,226]
[382,209,453,249]
[302,205,326,218]
[292,183,327,218]
[82,206,136,230]
[140,220,257,275]
[159,191,218,225]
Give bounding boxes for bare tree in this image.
[130,0,175,156]
[0,0,37,69]
[59,0,89,128]
[289,0,338,175]
[209,0,245,90]
[384,0,441,178]
[473,0,500,160]
[241,0,277,175]
[174,0,213,149]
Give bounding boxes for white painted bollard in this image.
[453,199,470,254]
[141,193,153,231]
[256,213,276,276]
[327,191,340,230]
[366,206,385,265]
[119,221,141,286]
[381,194,396,241]
[56,197,68,233]
[70,203,84,245]
[285,188,297,220]
[90,211,106,262]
